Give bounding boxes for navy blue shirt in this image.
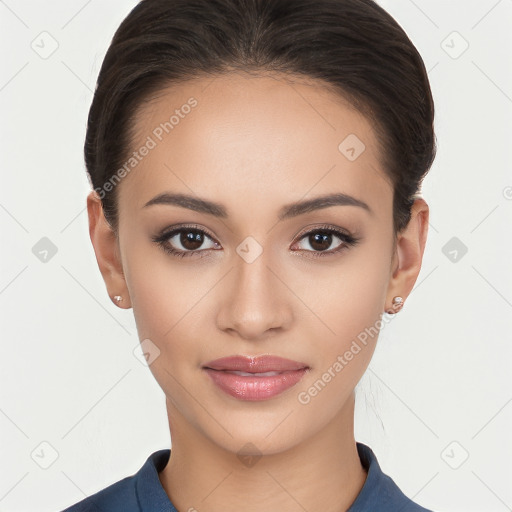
[60,442,434,511]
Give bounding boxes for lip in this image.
[203,355,309,373]
[202,355,310,401]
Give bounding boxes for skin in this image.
[87,71,429,512]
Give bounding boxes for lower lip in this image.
[203,368,308,401]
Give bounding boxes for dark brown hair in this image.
[85,0,436,237]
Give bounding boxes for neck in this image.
[158,393,368,512]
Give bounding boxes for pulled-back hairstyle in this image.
[85,0,436,236]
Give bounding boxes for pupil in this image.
[181,230,203,250]
[310,232,331,251]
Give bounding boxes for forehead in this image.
[118,72,392,218]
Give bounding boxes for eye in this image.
[152,223,360,259]
[291,225,360,258]
[152,224,220,259]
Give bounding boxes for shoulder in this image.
[58,449,171,512]
[350,442,437,512]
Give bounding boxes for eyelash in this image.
[152,223,360,260]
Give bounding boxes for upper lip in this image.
[202,355,309,373]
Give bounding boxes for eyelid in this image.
[291,223,360,256]
[156,223,354,242]
[156,223,218,243]
[293,223,353,240]
[151,223,220,259]
[153,222,360,258]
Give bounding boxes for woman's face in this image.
[103,72,400,454]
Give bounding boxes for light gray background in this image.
[1,1,511,511]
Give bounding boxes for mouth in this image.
[202,355,310,401]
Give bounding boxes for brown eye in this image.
[292,226,360,257]
[152,225,220,258]
[303,231,340,252]
[177,230,207,251]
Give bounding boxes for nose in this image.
[215,253,293,341]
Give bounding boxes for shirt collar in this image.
[347,442,386,510]
[135,442,400,512]
[135,448,176,512]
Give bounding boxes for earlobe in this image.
[86,191,132,309]
[385,198,429,314]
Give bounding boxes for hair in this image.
[85,0,436,238]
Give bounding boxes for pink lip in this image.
[202,355,309,401]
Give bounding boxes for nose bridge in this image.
[235,249,273,301]
[217,245,291,338]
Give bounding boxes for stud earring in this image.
[113,295,123,303]
[387,296,404,314]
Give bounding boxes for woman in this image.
[62,0,436,510]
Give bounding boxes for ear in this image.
[385,197,429,314]
[87,190,132,309]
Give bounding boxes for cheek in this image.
[124,255,209,401]
[123,237,203,338]
[305,243,391,348]
[294,264,389,423]
[296,237,392,391]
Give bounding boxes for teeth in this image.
[224,370,281,377]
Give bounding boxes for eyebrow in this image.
[143,192,372,219]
